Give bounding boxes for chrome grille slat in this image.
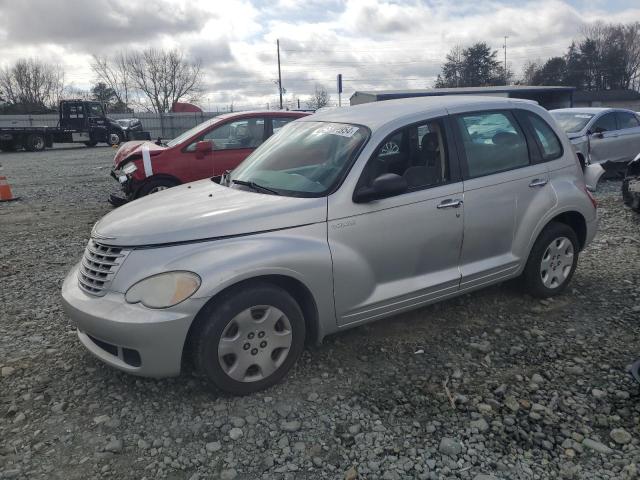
[77,239,129,296]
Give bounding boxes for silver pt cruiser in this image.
[62,96,599,395]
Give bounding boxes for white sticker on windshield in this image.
[317,124,359,138]
[575,114,592,118]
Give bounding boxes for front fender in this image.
[109,223,336,340]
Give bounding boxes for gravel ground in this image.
[1,146,640,480]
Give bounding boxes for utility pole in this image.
[277,39,283,110]
[503,36,508,85]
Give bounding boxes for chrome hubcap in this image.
[217,306,292,382]
[540,236,574,289]
[109,133,120,145]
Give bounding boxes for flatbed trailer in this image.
[0,100,149,152]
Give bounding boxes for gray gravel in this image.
[1,146,640,479]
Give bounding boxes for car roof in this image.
[214,110,309,120]
[303,96,537,130]
[550,107,640,115]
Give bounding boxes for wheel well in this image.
[135,174,181,197]
[182,275,320,369]
[549,211,587,250]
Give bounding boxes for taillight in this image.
[583,186,597,209]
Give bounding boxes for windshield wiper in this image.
[231,179,280,195]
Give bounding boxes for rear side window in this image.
[526,112,562,160]
[272,117,296,134]
[455,111,529,178]
[616,112,640,130]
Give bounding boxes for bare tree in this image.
[306,85,331,110]
[0,58,65,111]
[91,52,131,106]
[125,48,202,113]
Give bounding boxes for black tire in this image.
[193,283,306,395]
[521,222,579,298]
[25,133,45,152]
[107,130,122,146]
[136,177,179,198]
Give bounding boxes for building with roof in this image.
[573,89,640,111]
[350,86,575,110]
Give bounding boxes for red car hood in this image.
[113,141,166,168]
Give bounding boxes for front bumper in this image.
[61,263,207,377]
[110,168,140,205]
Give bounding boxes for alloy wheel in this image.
[540,236,574,289]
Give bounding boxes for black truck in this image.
[0,100,150,152]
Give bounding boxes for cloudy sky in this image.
[1,0,639,111]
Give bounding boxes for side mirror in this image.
[591,127,605,138]
[353,173,408,203]
[195,140,213,158]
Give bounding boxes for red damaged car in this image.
[110,110,309,204]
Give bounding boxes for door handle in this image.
[437,199,463,209]
[529,179,548,188]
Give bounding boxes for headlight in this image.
[122,162,137,175]
[125,271,201,309]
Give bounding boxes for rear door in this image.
[451,109,554,290]
[614,111,640,163]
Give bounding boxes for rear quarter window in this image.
[525,112,563,161]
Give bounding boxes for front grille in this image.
[78,239,129,296]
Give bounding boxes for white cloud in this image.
[0,0,639,111]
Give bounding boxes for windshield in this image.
[166,117,218,146]
[550,111,594,133]
[230,121,369,197]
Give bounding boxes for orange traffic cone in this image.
[0,174,19,202]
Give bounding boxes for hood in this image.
[93,180,327,247]
[113,140,166,168]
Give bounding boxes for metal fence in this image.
[0,112,221,139]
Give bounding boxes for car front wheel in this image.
[522,222,579,298]
[193,283,305,395]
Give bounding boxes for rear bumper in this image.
[585,213,600,248]
[61,263,207,377]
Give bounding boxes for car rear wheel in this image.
[193,283,305,395]
[25,133,45,152]
[522,222,579,298]
[137,178,179,198]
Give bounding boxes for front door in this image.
[328,116,464,327]
[181,117,266,182]
[590,112,626,164]
[451,110,554,289]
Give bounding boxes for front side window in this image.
[185,118,265,152]
[592,113,617,133]
[616,112,640,130]
[230,121,369,197]
[88,103,104,117]
[359,118,450,191]
[526,112,562,160]
[456,111,529,178]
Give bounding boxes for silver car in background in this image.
[550,108,640,167]
[62,96,599,395]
